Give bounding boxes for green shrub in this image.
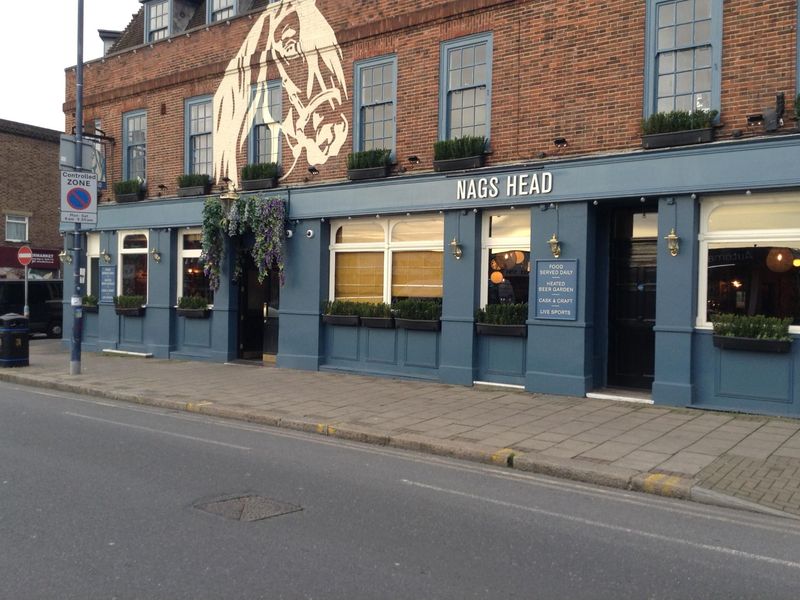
[177,173,211,188]
[476,303,528,325]
[322,300,364,316]
[358,302,393,318]
[113,295,145,308]
[641,109,718,135]
[712,313,792,341]
[82,294,98,307]
[392,299,442,320]
[178,295,210,309]
[241,162,279,181]
[347,149,392,170]
[113,179,142,195]
[433,135,487,160]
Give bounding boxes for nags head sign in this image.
[456,172,553,201]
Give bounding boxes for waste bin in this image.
[0,313,29,367]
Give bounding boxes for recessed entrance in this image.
[607,208,657,390]
[238,258,280,360]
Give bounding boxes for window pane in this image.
[696,0,711,19]
[675,23,692,46]
[707,246,800,324]
[676,71,692,94]
[694,68,711,92]
[658,26,674,50]
[708,202,800,232]
[695,46,711,68]
[89,257,99,297]
[694,19,711,44]
[391,218,444,243]
[676,0,692,23]
[675,95,692,111]
[676,48,693,71]
[121,254,147,298]
[489,212,530,239]
[183,233,202,250]
[658,74,675,97]
[658,52,676,74]
[122,234,147,249]
[657,97,674,113]
[334,252,384,302]
[182,257,212,303]
[694,91,710,110]
[487,249,530,305]
[335,222,384,244]
[658,2,675,26]
[391,251,443,299]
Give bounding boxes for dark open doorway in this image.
[237,258,280,361]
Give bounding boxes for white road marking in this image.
[63,412,251,450]
[402,479,800,570]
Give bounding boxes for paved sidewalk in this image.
[5,340,800,518]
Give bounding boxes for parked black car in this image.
[0,280,63,337]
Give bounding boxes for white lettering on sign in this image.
[456,172,552,201]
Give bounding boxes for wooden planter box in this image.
[433,155,486,172]
[360,316,395,329]
[241,178,278,191]
[712,335,792,354]
[115,306,146,317]
[322,314,360,327]
[476,323,528,337]
[347,165,391,181]
[394,318,441,331]
[177,185,210,198]
[115,192,142,203]
[641,128,713,150]
[177,308,211,319]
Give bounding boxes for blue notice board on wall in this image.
[535,259,578,320]
[99,265,116,304]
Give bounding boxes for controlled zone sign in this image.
[60,170,98,224]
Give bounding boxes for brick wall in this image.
[64,0,799,197]
[0,127,63,252]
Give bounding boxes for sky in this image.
[0,1,142,131]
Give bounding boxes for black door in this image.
[238,262,267,360]
[607,209,657,389]
[263,270,280,356]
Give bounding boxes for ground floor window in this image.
[86,233,99,297]
[178,229,213,304]
[329,215,444,303]
[118,231,149,300]
[699,194,800,326]
[481,209,531,306]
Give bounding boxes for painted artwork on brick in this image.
[214,0,348,185]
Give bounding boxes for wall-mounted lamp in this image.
[308,166,319,176]
[100,249,112,264]
[450,237,463,260]
[219,178,239,211]
[150,248,162,263]
[407,155,420,164]
[58,250,73,265]
[664,228,680,257]
[553,137,568,148]
[548,233,561,258]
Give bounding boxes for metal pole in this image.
[23,265,29,319]
[70,0,84,376]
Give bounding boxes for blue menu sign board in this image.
[535,259,578,320]
[99,265,116,304]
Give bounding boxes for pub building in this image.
[63,0,800,416]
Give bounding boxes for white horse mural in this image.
[213,0,348,187]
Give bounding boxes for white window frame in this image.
[86,233,100,297]
[4,214,28,242]
[117,230,150,302]
[177,228,212,306]
[249,80,282,165]
[328,215,444,303]
[145,0,171,43]
[209,0,236,22]
[697,192,800,332]
[480,209,531,307]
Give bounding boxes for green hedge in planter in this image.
[241,162,279,181]
[433,135,487,160]
[712,313,792,341]
[178,295,210,309]
[641,109,718,135]
[392,299,442,320]
[476,303,528,325]
[347,149,392,170]
[113,179,143,195]
[322,300,364,316]
[114,295,145,308]
[82,294,98,307]
[177,173,211,188]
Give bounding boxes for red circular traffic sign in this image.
[17,245,33,266]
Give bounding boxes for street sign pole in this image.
[23,265,29,319]
[70,0,85,376]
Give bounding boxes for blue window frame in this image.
[185,96,213,176]
[122,111,147,182]
[209,0,235,23]
[145,0,170,43]
[439,33,492,141]
[353,55,397,153]
[644,0,722,116]
[249,80,282,164]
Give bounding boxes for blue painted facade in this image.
[63,135,800,416]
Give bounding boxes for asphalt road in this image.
[2,382,800,599]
